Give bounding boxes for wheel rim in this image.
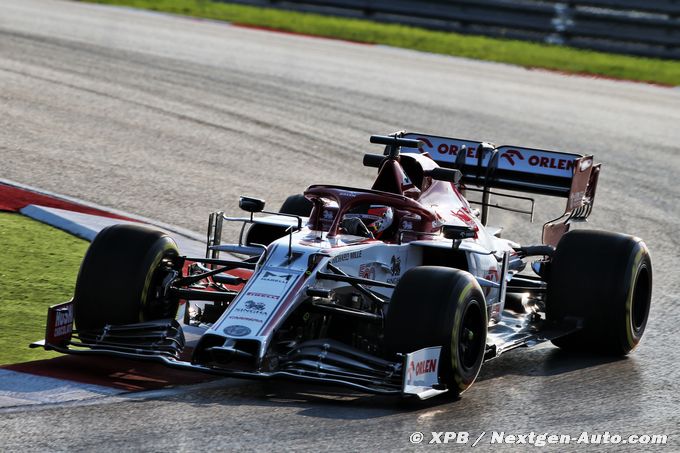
[459,301,484,371]
[144,254,179,320]
[631,265,651,333]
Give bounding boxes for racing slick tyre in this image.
[546,230,652,355]
[384,267,487,397]
[246,194,313,246]
[74,224,180,331]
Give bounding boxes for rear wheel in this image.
[546,230,652,355]
[246,194,312,246]
[279,194,313,217]
[384,267,487,397]
[74,224,180,330]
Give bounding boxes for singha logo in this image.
[244,300,266,311]
[390,255,401,276]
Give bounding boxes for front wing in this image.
[31,301,580,399]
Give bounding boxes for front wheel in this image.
[74,224,180,331]
[546,230,652,355]
[384,267,487,397]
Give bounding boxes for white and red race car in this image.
[34,133,652,399]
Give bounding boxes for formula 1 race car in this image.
[32,132,653,399]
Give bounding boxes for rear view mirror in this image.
[442,225,476,240]
[239,196,265,213]
[442,224,476,249]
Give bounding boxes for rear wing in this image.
[398,132,601,246]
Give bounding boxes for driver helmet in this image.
[346,205,394,239]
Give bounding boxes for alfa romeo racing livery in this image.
[33,133,653,399]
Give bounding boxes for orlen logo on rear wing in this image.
[401,132,598,198]
[404,132,578,179]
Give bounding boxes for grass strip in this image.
[78,0,680,86]
[0,213,88,365]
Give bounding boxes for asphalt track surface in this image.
[1,0,679,451]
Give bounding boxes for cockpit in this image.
[302,135,467,243]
